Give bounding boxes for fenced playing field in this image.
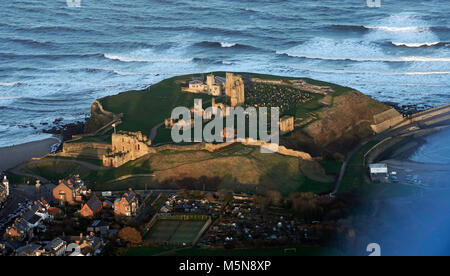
[144,214,211,246]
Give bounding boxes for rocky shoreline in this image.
[384,101,434,116]
[42,119,85,143]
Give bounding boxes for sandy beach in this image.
[0,137,60,172]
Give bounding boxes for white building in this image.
[183,74,225,96]
[369,163,389,182]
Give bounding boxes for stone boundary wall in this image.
[60,136,313,168]
[250,78,286,85]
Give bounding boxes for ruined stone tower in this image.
[226,73,245,107]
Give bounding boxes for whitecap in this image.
[104,54,193,63]
[0,82,24,86]
[220,42,237,48]
[365,26,429,32]
[277,38,450,63]
[392,42,441,47]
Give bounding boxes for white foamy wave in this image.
[220,42,237,48]
[222,61,233,65]
[278,38,450,63]
[104,54,193,63]
[113,70,139,76]
[295,67,450,76]
[0,82,24,86]
[289,55,450,62]
[401,56,450,62]
[365,26,429,32]
[364,13,440,45]
[392,42,441,47]
[0,96,21,100]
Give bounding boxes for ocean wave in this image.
[295,68,450,76]
[364,26,429,32]
[0,52,103,60]
[0,37,53,48]
[103,54,193,63]
[278,38,450,63]
[0,82,24,87]
[220,42,237,48]
[392,42,449,48]
[329,24,449,34]
[328,24,369,32]
[279,53,450,62]
[17,25,100,35]
[193,41,258,50]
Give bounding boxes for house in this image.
[15,243,43,256]
[4,200,51,241]
[64,233,104,256]
[4,219,31,241]
[79,195,102,218]
[103,200,113,209]
[53,175,90,205]
[43,237,67,256]
[87,220,110,236]
[113,189,139,217]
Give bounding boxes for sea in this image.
[0,0,449,147]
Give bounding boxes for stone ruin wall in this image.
[102,131,152,167]
[280,116,295,134]
[226,73,245,107]
[60,142,112,159]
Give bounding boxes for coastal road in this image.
[332,106,450,195]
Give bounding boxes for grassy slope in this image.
[23,144,333,195]
[101,74,211,135]
[99,72,354,137]
[38,73,374,194]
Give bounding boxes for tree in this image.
[118,227,142,245]
[289,192,323,222]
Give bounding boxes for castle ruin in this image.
[226,73,245,107]
[102,131,152,167]
[279,116,295,135]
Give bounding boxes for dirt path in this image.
[150,122,165,141]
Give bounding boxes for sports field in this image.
[145,216,209,245]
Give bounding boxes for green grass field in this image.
[338,141,378,192]
[98,72,353,138]
[145,217,208,245]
